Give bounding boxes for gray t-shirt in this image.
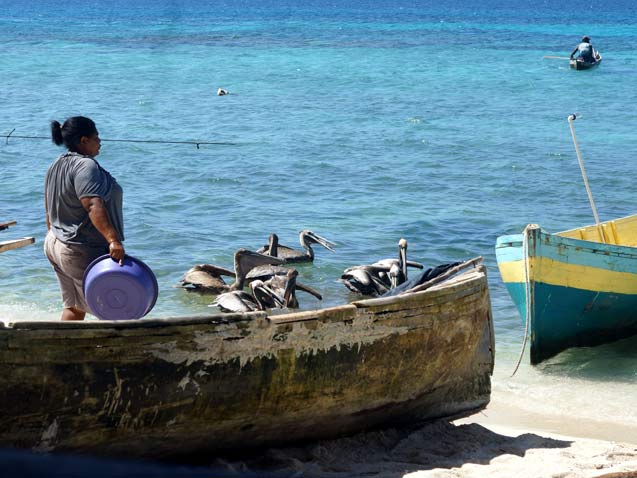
[45,152,124,247]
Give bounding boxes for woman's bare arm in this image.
[80,196,125,264]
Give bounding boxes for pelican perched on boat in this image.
[339,266,391,297]
[373,238,424,287]
[210,280,283,313]
[257,230,336,263]
[245,265,323,308]
[340,238,423,296]
[179,248,284,294]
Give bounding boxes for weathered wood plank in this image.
[0,220,17,231]
[0,237,35,253]
[5,312,266,330]
[269,303,357,324]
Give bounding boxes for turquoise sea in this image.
[2,0,637,456]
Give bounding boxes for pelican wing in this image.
[211,291,259,313]
[369,259,423,270]
[180,264,233,292]
[245,265,291,282]
[339,268,387,296]
[191,263,236,277]
[234,249,285,274]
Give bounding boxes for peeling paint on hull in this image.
[0,261,494,460]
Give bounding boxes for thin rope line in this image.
[567,114,604,240]
[511,224,534,377]
[3,133,237,148]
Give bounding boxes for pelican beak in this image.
[296,282,323,301]
[253,281,285,308]
[306,231,337,252]
[398,246,407,276]
[267,285,286,308]
[390,275,399,289]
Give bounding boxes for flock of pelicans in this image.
[178,230,425,313]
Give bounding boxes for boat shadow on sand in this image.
[0,420,573,478]
[230,420,573,477]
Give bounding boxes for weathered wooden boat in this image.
[496,214,637,364]
[0,257,494,460]
[570,52,602,70]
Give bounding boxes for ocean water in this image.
[2,0,637,450]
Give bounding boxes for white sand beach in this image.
[230,393,637,478]
[253,422,637,478]
[447,403,637,478]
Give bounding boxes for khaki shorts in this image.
[44,231,108,312]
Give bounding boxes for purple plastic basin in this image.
[83,254,158,321]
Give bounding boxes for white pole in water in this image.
[567,114,603,230]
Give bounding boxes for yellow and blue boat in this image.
[496,214,637,364]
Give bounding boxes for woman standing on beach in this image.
[44,116,125,321]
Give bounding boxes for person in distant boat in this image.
[44,116,125,321]
[217,88,229,96]
[570,36,596,62]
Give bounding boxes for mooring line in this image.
[3,130,236,148]
[511,224,534,377]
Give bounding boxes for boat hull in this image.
[496,222,637,364]
[0,261,494,459]
[570,53,602,70]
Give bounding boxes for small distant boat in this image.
[496,214,637,364]
[570,52,602,70]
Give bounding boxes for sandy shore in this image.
[448,411,637,478]
[242,418,637,478]
[227,396,637,478]
[456,390,637,446]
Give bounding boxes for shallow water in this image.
[2,0,637,449]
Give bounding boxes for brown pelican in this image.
[339,238,423,296]
[179,248,284,294]
[339,266,391,297]
[371,238,423,287]
[267,268,323,308]
[245,266,322,308]
[256,230,336,263]
[211,280,283,313]
[250,280,285,309]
